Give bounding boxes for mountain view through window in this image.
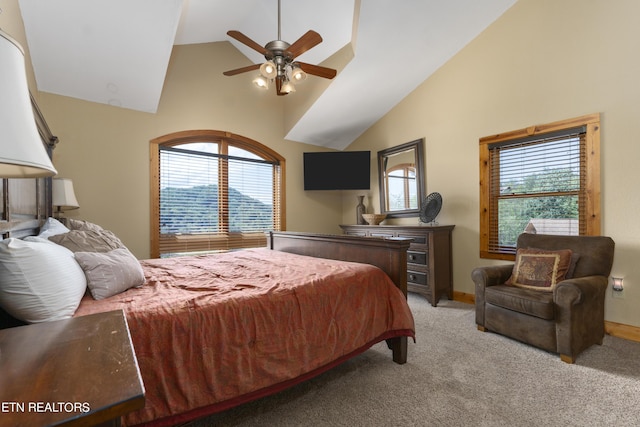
[151,132,284,258]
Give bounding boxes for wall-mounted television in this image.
[303,151,371,190]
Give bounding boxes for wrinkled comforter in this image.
[74,248,415,426]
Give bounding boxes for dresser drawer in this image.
[344,230,367,237]
[407,270,428,286]
[398,233,427,245]
[370,232,394,238]
[407,250,427,265]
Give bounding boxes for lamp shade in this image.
[0,30,57,178]
[260,61,277,79]
[290,66,306,83]
[281,80,296,94]
[252,74,269,89]
[52,178,80,210]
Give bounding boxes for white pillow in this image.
[74,248,145,300]
[37,217,70,238]
[0,237,87,323]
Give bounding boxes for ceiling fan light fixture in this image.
[253,74,269,89]
[260,61,277,79]
[222,0,336,95]
[281,79,296,94]
[290,66,307,83]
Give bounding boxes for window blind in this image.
[488,128,586,253]
[158,145,280,256]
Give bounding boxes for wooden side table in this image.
[0,310,144,426]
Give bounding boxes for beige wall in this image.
[6,0,640,327]
[345,0,640,327]
[36,40,345,258]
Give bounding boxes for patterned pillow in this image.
[506,247,573,291]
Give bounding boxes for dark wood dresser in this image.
[340,224,454,306]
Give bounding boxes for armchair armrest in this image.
[472,264,513,328]
[471,264,513,288]
[554,275,609,306]
[554,275,609,362]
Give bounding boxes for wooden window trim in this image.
[150,130,286,258]
[479,113,601,260]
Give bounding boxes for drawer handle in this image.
[409,255,416,261]
[409,274,417,281]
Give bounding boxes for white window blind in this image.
[158,144,280,256]
[488,127,586,253]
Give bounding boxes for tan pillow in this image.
[506,247,573,291]
[66,218,105,232]
[75,248,145,300]
[48,229,124,253]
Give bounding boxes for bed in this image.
[0,96,414,424]
[0,219,415,427]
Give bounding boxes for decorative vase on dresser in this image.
[340,224,454,306]
[356,195,366,225]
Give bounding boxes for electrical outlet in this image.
[612,288,625,299]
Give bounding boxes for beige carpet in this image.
[185,294,640,427]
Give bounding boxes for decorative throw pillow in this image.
[0,237,87,323]
[48,229,124,253]
[66,218,105,233]
[37,217,70,238]
[506,247,573,291]
[74,248,145,300]
[566,252,581,279]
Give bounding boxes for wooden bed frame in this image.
[1,230,412,364]
[267,231,411,364]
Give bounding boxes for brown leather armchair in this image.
[472,233,615,363]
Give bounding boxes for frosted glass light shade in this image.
[281,80,296,94]
[0,30,57,178]
[253,74,269,89]
[290,66,307,83]
[259,61,277,79]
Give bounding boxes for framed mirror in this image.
[377,138,425,218]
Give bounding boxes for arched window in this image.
[150,130,285,258]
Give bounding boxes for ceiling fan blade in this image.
[297,62,337,79]
[286,30,322,58]
[223,64,261,76]
[227,30,269,56]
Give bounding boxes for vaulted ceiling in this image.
[18,0,516,149]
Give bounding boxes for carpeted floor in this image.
[185,294,640,427]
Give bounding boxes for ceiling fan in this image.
[223,0,337,96]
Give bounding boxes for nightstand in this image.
[0,310,145,426]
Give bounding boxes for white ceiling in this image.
[18,0,516,149]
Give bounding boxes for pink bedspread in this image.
[74,248,415,426]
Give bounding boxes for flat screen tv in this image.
[304,151,371,190]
